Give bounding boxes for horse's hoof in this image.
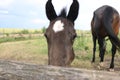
[109,69,114,72]
[97,65,101,70]
[99,62,104,67]
[91,61,95,64]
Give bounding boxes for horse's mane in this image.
[58,8,67,18]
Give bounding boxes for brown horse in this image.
[91,5,120,70]
[45,0,79,66]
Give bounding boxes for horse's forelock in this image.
[58,8,67,18]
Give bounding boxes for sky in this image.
[0,0,120,30]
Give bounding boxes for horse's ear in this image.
[67,0,79,22]
[45,0,57,21]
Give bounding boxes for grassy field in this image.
[0,28,42,34]
[0,29,120,71]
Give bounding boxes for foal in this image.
[45,0,79,66]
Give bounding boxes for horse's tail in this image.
[103,6,120,48]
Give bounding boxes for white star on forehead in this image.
[53,20,64,33]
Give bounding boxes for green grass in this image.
[0,37,48,65]
[0,30,120,70]
[0,28,42,34]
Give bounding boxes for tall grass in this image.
[0,28,43,43]
[74,30,92,51]
[0,28,42,34]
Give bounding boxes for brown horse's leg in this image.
[92,36,97,62]
[110,43,116,70]
[98,38,105,62]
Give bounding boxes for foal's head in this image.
[45,0,79,66]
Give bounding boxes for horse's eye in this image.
[44,33,48,38]
[73,33,77,40]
